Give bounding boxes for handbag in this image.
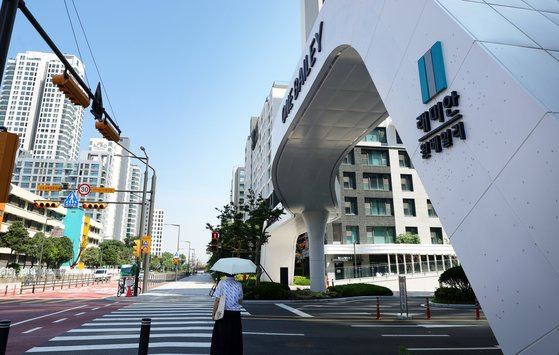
[212,294,226,321]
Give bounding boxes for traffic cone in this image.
[126,285,133,297]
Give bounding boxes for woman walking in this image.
[211,273,244,355]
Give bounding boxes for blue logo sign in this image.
[418,41,447,104]
[63,191,79,208]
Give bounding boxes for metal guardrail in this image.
[0,274,111,296]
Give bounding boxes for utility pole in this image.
[0,0,19,87]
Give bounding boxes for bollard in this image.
[19,282,23,295]
[426,297,431,320]
[12,286,16,296]
[138,318,151,355]
[376,297,380,320]
[4,285,7,296]
[475,299,480,320]
[0,320,11,355]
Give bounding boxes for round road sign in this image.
[78,183,91,196]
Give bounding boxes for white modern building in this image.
[264,1,559,353]
[151,209,164,256]
[0,51,85,160]
[125,164,142,238]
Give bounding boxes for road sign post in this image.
[63,191,79,209]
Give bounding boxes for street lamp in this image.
[165,223,181,281]
[182,240,191,274]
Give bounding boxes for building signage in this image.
[38,185,62,191]
[90,187,115,193]
[282,21,324,123]
[416,42,466,159]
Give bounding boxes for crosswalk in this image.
[26,301,250,354]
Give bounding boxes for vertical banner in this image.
[398,275,409,319]
[62,209,85,266]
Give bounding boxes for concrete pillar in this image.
[419,254,423,273]
[387,253,391,274]
[302,210,329,292]
[395,254,399,275]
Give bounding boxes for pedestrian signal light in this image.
[133,240,141,257]
[210,231,219,253]
[0,131,19,203]
[52,73,90,108]
[82,202,108,209]
[95,119,120,143]
[34,201,60,208]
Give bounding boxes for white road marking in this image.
[27,342,211,352]
[243,331,305,336]
[74,312,86,316]
[91,307,100,310]
[408,346,501,351]
[351,324,479,328]
[322,312,371,315]
[52,318,67,323]
[98,316,210,320]
[83,320,213,326]
[68,326,213,332]
[382,334,450,337]
[11,305,88,327]
[275,303,313,318]
[22,327,42,334]
[52,333,213,341]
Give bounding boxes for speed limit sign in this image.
[78,183,91,196]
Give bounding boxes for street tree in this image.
[0,221,29,263]
[99,240,128,266]
[25,232,46,267]
[161,252,174,271]
[150,256,161,271]
[54,237,74,266]
[82,247,102,268]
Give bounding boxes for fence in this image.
[1,273,111,296]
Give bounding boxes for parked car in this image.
[93,269,111,281]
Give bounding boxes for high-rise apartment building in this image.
[151,209,165,256]
[125,165,142,238]
[0,51,85,160]
[244,82,287,202]
[230,167,246,206]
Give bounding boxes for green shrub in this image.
[243,282,290,300]
[7,262,20,275]
[328,283,393,297]
[434,287,475,304]
[289,289,330,299]
[293,275,310,286]
[439,265,470,290]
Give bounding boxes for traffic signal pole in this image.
[142,157,156,292]
[134,153,149,296]
[0,0,19,88]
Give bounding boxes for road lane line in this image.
[11,305,88,327]
[243,332,305,336]
[382,334,450,337]
[351,324,479,328]
[52,333,213,341]
[74,312,86,316]
[275,303,313,318]
[408,346,501,351]
[91,307,100,310]
[52,318,67,324]
[22,327,42,334]
[68,326,213,332]
[27,342,211,352]
[83,320,214,326]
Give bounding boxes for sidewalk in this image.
[110,272,215,302]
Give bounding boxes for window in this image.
[403,199,416,216]
[345,226,359,244]
[364,198,393,216]
[405,226,418,235]
[427,200,437,217]
[396,130,403,144]
[398,151,412,168]
[364,127,387,143]
[366,226,395,244]
[431,227,443,244]
[342,150,355,165]
[342,172,356,189]
[362,149,389,166]
[363,173,391,191]
[344,197,358,215]
[332,223,342,243]
[400,174,414,191]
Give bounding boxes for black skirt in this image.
[211,310,243,355]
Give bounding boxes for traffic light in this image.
[210,231,219,253]
[95,119,120,143]
[82,202,108,209]
[133,240,141,257]
[0,130,19,203]
[52,73,90,108]
[34,201,60,208]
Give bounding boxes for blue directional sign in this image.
[63,191,79,208]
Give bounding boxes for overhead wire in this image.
[70,0,119,126]
[63,0,90,88]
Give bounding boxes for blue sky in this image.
[7,0,302,261]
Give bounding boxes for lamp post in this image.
[191,248,196,273]
[182,240,191,274]
[165,223,181,281]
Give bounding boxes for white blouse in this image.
[214,277,243,311]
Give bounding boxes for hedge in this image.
[243,282,290,300]
[328,283,393,297]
